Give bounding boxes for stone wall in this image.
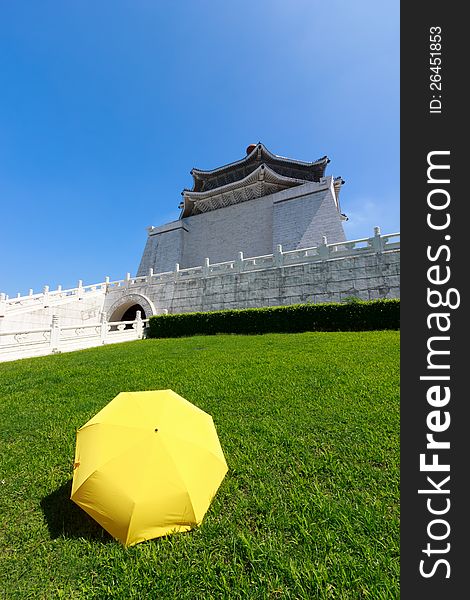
[137,177,346,276]
[138,221,187,276]
[181,194,274,269]
[106,246,400,318]
[273,182,346,251]
[1,233,400,339]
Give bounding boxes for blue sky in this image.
[0,1,399,297]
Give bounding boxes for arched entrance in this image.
[119,303,146,322]
[112,303,145,329]
[105,294,156,329]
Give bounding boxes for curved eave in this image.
[190,143,329,191]
[180,164,307,218]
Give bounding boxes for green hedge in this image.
[147,299,400,338]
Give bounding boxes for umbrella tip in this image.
[154,428,158,433]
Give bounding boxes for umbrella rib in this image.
[162,429,228,470]
[154,434,198,525]
[157,432,226,524]
[79,422,151,434]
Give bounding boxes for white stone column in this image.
[50,315,60,352]
[135,311,143,338]
[43,286,50,308]
[274,244,283,268]
[371,226,384,252]
[318,236,330,260]
[235,252,244,273]
[100,315,108,345]
[202,258,210,278]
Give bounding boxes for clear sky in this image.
[0,1,399,297]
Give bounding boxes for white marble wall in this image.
[137,178,346,276]
[106,246,400,318]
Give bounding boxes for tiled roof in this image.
[189,143,329,193]
[180,164,309,217]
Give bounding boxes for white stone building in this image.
[138,143,347,276]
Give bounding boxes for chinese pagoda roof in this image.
[180,163,310,217]
[189,143,329,194]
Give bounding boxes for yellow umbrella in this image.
[70,390,228,546]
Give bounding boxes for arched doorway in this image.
[109,302,147,323]
[120,303,146,322]
[112,303,146,330]
[105,294,155,330]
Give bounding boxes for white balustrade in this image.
[0,228,399,362]
[1,228,400,311]
[0,313,149,361]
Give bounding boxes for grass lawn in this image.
[0,331,399,599]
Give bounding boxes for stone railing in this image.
[0,275,148,316]
[0,280,105,314]
[143,227,400,284]
[0,228,400,313]
[0,312,149,363]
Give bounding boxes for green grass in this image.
[0,332,399,599]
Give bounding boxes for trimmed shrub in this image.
[147,299,400,338]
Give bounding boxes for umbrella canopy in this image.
[71,390,228,546]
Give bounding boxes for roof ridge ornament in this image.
[246,143,257,155]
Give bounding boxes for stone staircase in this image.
[0,281,108,333]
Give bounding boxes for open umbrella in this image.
[71,389,228,546]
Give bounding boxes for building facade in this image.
[137,143,348,276]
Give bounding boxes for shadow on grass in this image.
[40,479,112,542]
